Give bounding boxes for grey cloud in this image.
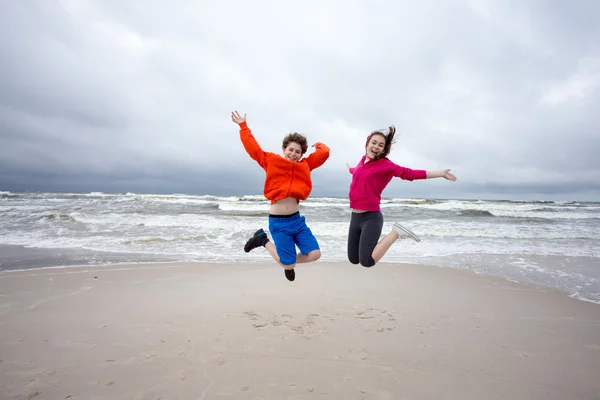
[1,0,599,201]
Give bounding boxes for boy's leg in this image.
[268,217,298,270]
[294,216,321,264]
[243,228,295,268]
[244,229,270,252]
[263,241,280,263]
[269,213,303,282]
[296,248,321,263]
[268,230,297,282]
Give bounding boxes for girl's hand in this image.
[443,169,457,181]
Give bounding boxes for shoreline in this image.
[2,243,599,306]
[1,261,599,399]
[0,259,600,305]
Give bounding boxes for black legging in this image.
[347,211,383,267]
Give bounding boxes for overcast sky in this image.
[1,1,599,201]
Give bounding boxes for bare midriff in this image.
[270,197,301,215]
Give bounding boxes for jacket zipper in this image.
[352,162,366,201]
[287,162,295,197]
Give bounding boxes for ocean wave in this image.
[222,212,271,218]
[532,207,560,212]
[38,213,76,222]
[386,198,443,205]
[237,195,269,202]
[218,202,267,213]
[459,209,494,217]
[0,192,22,199]
[122,233,222,245]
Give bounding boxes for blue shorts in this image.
[268,211,319,266]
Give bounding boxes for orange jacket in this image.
[238,122,330,203]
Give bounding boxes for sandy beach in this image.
[1,261,599,400]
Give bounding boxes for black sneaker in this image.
[284,269,295,282]
[244,229,269,253]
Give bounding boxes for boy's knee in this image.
[310,249,321,261]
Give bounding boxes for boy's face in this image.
[283,142,303,162]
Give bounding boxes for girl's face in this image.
[366,134,386,159]
[283,142,302,161]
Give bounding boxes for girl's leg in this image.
[371,230,400,264]
[357,212,384,267]
[347,212,362,264]
[369,219,416,264]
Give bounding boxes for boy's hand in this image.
[231,110,247,125]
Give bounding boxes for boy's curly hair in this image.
[282,133,308,155]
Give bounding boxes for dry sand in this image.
[1,261,599,400]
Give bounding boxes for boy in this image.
[231,110,330,281]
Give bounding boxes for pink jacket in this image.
[348,156,427,211]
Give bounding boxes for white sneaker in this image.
[392,222,421,242]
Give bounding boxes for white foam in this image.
[217,203,268,212]
[2,193,600,263]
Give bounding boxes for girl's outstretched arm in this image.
[390,162,427,181]
[426,169,457,181]
[390,161,457,182]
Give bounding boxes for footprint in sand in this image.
[353,308,396,333]
[58,340,98,348]
[333,348,370,362]
[241,311,328,339]
[356,389,395,400]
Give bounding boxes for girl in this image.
[346,126,456,267]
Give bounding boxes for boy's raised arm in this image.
[232,110,267,169]
[305,142,330,170]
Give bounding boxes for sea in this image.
[1,191,599,304]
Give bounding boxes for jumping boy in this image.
[231,110,330,281]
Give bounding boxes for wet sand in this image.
[1,261,599,399]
